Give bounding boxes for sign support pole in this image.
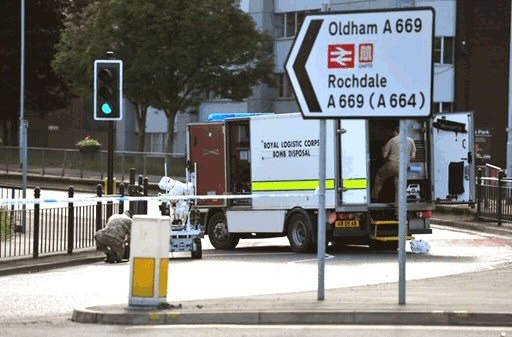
[316,2,330,301]
[398,120,409,304]
[317,119,326,301]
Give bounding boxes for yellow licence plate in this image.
[335,220,360,228]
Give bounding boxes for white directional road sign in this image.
[285,8,434,118]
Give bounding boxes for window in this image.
[396,0,415,7]
[433,102,453,113]
[206,89,222,100]
[145,132,165,152]
[297,12,305,34]
[434,37,454,64]
[275,13,284,38]
[278,73,294,98]
[285,12,296,37]
[275,11,308,38]
[443,37,454,64]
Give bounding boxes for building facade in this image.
[195,0,511,168]
[454,0,511,169]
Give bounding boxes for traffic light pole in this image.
[107,120,114,219]
[93,52,121,219]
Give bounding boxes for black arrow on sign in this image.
[293,19,323,113]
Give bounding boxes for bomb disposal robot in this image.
[158,176,202,259]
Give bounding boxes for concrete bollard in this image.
[128,215,169,307]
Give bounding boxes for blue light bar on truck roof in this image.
[207,113,273,121]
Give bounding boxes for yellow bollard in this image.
[104,177,117,194]
[129,215,169,307]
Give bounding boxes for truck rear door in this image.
[432,112,475,203]
[188,123,227,206]
[337,119,369,206]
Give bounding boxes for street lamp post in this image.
[19,0,28,232]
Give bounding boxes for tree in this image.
[0,0,71,145]
[53,0,274,152]
[152,0,275,153]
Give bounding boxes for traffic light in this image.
[93,60,123,121]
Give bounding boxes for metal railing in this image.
[476,167,512,225]
[0,146,186,181]
[0,185,126,260]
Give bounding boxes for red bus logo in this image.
[328,44,355,68]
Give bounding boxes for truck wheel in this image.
[191,238,202,259]
[207,213,239,250]
[287,211,315,253]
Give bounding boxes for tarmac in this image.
[1,204,512,326]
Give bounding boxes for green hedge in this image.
[0,208,12,240]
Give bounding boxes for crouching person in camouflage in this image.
[95,210,133,263]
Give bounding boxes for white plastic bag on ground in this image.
[410,239,431,254]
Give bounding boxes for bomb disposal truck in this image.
[187,112,474,252]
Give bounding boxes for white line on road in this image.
[289,254,335,264]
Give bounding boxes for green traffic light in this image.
[101,103,113,114]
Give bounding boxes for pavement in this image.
[1,204,512,326]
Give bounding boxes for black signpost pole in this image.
[107,120,114,218]
[106,51,115,219]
